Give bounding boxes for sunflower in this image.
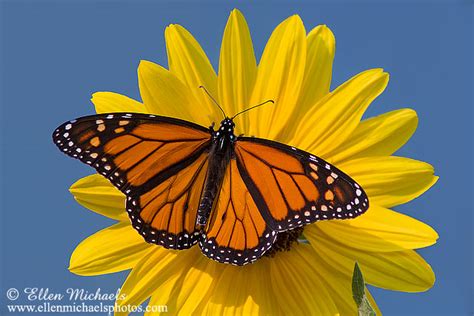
[67,9,438,315]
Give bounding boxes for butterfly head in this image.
[214,117,236,143]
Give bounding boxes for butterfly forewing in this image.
[235,137,369,232]
[53,113,211,249]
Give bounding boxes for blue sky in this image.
[1,1,472,315]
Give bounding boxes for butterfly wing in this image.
[234,137,369,232]
[53,113,211,249]
[200,159,277,265]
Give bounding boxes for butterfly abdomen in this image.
[197,143,233,226]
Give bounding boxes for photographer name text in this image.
[22,288,125,302]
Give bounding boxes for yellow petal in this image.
[291,69,389,156]
[117,247,215,315]
[217,9,257,135]
[300,244,384,315]
[138,60,211,126]
[247,15,306,140]
[169,257,220,315]
[339,156,438,208]
[270,244,339,315]
[310,205,438,252]
[69,175,127,221]
[165,24,220,121]
[201,259,281,315]
[146,294,170,316]
[117,248,185,310]
[301,249,359,314]
[91,92,148,114]
[69,222,152,276]
[327,108,419,164]
[310,237,435,292]
[284,25,335,138]
[300,25,335,105]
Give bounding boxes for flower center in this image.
[264,227,304,257]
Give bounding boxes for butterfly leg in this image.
[208,122,215,134]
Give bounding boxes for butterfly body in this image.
[197,118,236,226]
[53,112,369,266]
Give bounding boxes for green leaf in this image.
[352,262,377,316]
[352,261,365,305]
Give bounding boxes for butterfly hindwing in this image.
[235,137,369,232]
[53,113,212,249]
[127,152,209,249]
[200,159,277,265]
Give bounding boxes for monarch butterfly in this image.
[52,93,368,266]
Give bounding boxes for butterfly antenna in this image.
[199,86,226,118]
[231,100,274,119]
